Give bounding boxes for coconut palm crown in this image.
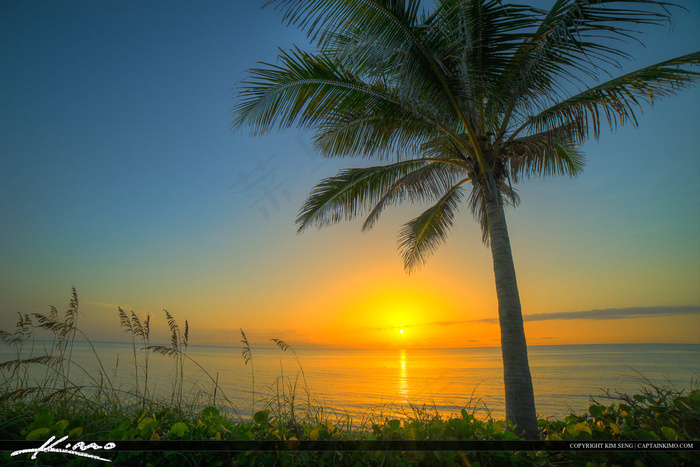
[233,0,700,438]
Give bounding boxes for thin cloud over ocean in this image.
[471,306,700,324]
[368,306,700,330]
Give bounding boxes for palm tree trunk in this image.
[485,192,539,439]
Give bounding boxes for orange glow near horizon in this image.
[309,284,491,349]
[70,297,700,350]
[66,264,700,350]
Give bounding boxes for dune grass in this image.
[1,289,698,466]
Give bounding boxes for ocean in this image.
[1,343,698,423]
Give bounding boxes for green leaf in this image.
[52,419,69,437]
[576,422,592,435]
[138,417,156,431]
[254,410,269,424]
[169,422,188,438]
[200,406,220,421]
[588,405,603,418]
[618,404,631,413]
[26,427,50,440]
[33,409,53,428]
[661,426,677,440]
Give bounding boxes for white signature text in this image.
[11,435,115,462]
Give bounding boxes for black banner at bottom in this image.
[1,438,697,455]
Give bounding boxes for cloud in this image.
[470,306,700,324]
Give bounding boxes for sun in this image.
[399,329,404,334]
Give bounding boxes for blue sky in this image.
[1,1,699,348]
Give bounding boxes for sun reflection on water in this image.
[398,349,408,402]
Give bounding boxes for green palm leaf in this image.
[234,47,471,159]
[296,159,434,232]
[313,86,441,159]
[495,0,684,123]
[362,159,468,231]
[266,0,485,163]
[523,51,700,140]
[434,0,537,100]
[233,48,394,134]
[504,124,587,180]
[398,182,467,272]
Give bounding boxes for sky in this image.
[1,0,699,349]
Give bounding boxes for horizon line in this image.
[19,339,700,352]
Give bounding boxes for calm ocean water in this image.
[2,343,698,422]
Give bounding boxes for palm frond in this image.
[266,0,444,105]
[436,0,537,101]
[233,47,468,158]
[233,47,403,134]
[261,0,485,160]
[266,0,421,45]
[313,94,441,159]
[466,185,489,244]
[362,159,467,231]
[504,124,586,181]
[398,182,467,272]
[495,0,684,128]
[464,180,520,245]
[523,51,700,140]
[296,159,438,232]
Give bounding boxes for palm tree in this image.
[232,0,700,439]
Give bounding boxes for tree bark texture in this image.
[486,193,539,439]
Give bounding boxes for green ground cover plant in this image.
[1,290,698,466]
